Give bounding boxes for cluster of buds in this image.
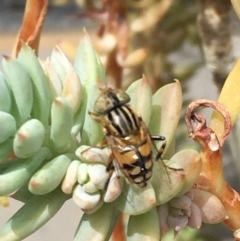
[61,146,122,213]
[159,189,227,236]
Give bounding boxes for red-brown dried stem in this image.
[103,1,128,88]
[186,99,240,231]
[12,0,48,57]
[112,214,126,241]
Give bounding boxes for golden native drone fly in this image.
[89,87,169,188]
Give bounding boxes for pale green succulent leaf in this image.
[74,31,105,89]
[172,149,202,196]
[50,97,74,152]
[74,203,120,241]
[0,147,51,196]
[0,112,16,143]
[73,33,98,130]
[0,138,14,163]
[127,207,160,241]
[0,159,16,173]
[12,183,34,203]
[29,154,72,195]
[62,66,82,114]
[151,159,185,205]
[149,80,182,153]
[18,43,51,128]
[13,119,45,158]
[73,86,87,128]
[81,86,104,145]
[0,72,12,113]
[50,46,71,84]
[2,57,33,127]
[73,32,106,144]
[126,77,152,126]
[0,188,68,241]
[42,57,63,100]
[95,51,106,85]
[112,180,156,215]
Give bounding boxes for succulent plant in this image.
[0,31,228,240]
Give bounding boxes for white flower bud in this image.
[73,184,101,210]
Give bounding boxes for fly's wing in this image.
[137,119,175,187]
[105,134,125,173]
[105,134,146,187]
[137,119,165,162]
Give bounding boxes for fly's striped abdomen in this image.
[122,148,153,187]
[106,105,140,137]
[114,138,153,187]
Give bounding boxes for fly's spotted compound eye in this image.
[113,89,130,104]
[94,88,130,114]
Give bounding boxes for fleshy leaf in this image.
[74,31,106,144]
[0,147,50,196]
[73,203,120,241]
[29,154,72,195]
[0,138,14,163]
[210,60,240,136]
[0,188,67,241]
[62,66,82,114]
[127,207,160,241]
[50,46,72,84]
[191,189,227,224]
[81,86,104,145]
[231,0,240,22]
[149,80,182,153]
[126,76,152,126]
[112,180,156,215]
[42,58,62,100]
[151,159,185,205]
[171,149,202,196]
[18,43,51,128]
[50,97,73,152]
[2,57,33,127]
[13,119,45,158]
[0,73,11,113]
[74,30,106,89]
[0,112,16,143]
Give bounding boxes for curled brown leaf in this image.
[185,99,231,148]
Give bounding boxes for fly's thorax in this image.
[93,88,130,114]
[105,105,140,137]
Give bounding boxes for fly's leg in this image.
[151,135,183,172]
[104,153,115,189]
[80,139,108,157]
[105,153,123,190]
[88,111,102,122]
[151,135,166,160]
[95,139,108,149]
